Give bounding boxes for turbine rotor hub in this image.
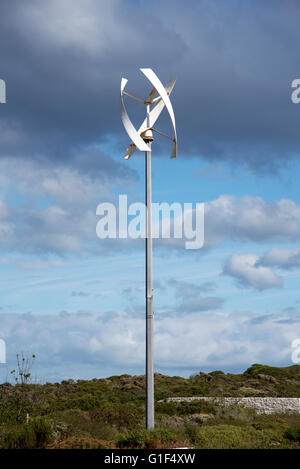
[142,128,154,143]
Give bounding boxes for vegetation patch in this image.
[0,363,300,449]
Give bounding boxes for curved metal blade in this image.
[142,77,176,130]
[120,77,150,153]
[140,68,177,158]
[123,142,137,160]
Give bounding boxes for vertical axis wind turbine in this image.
[120,68,177,429]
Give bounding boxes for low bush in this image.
[284,426,300,442]
[90,403,142,430]
[117,428,148,448]
[214,404,255,423]
[1,426,37,449]
[194,424,285,449]
[1,417,53,449]
[156,400,216,416]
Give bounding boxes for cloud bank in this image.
[1,307,299,381]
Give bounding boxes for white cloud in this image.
[205,195,300,247]
[0,155,134,255]
[224,253,283,290]
[162,195,300,251]
[0,308,299,381]
[261,247,300,269]
[224,246,300,290]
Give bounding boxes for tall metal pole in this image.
[145,103,154,429]
[120,69,177,430]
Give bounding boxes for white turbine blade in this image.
[123,143,137,160]
[140,69,177,158]
[120,77,150,152]
[138,77,176,133]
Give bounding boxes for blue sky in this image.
[0,0,300,382]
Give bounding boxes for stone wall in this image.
[162,397,300,414]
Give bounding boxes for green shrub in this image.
[156,400,216,416]
[184,424,200,443]
[214,404,255,423]
[194,424,276,449]
[30,417,53,446]
[90,403,141,429]
[284,426,300,442]
[0,394,34,423]
[2,426,37,449]
[243,364,300,380]
[71,395,102,411]
[1,417,53,449]
[117,428,148,448]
